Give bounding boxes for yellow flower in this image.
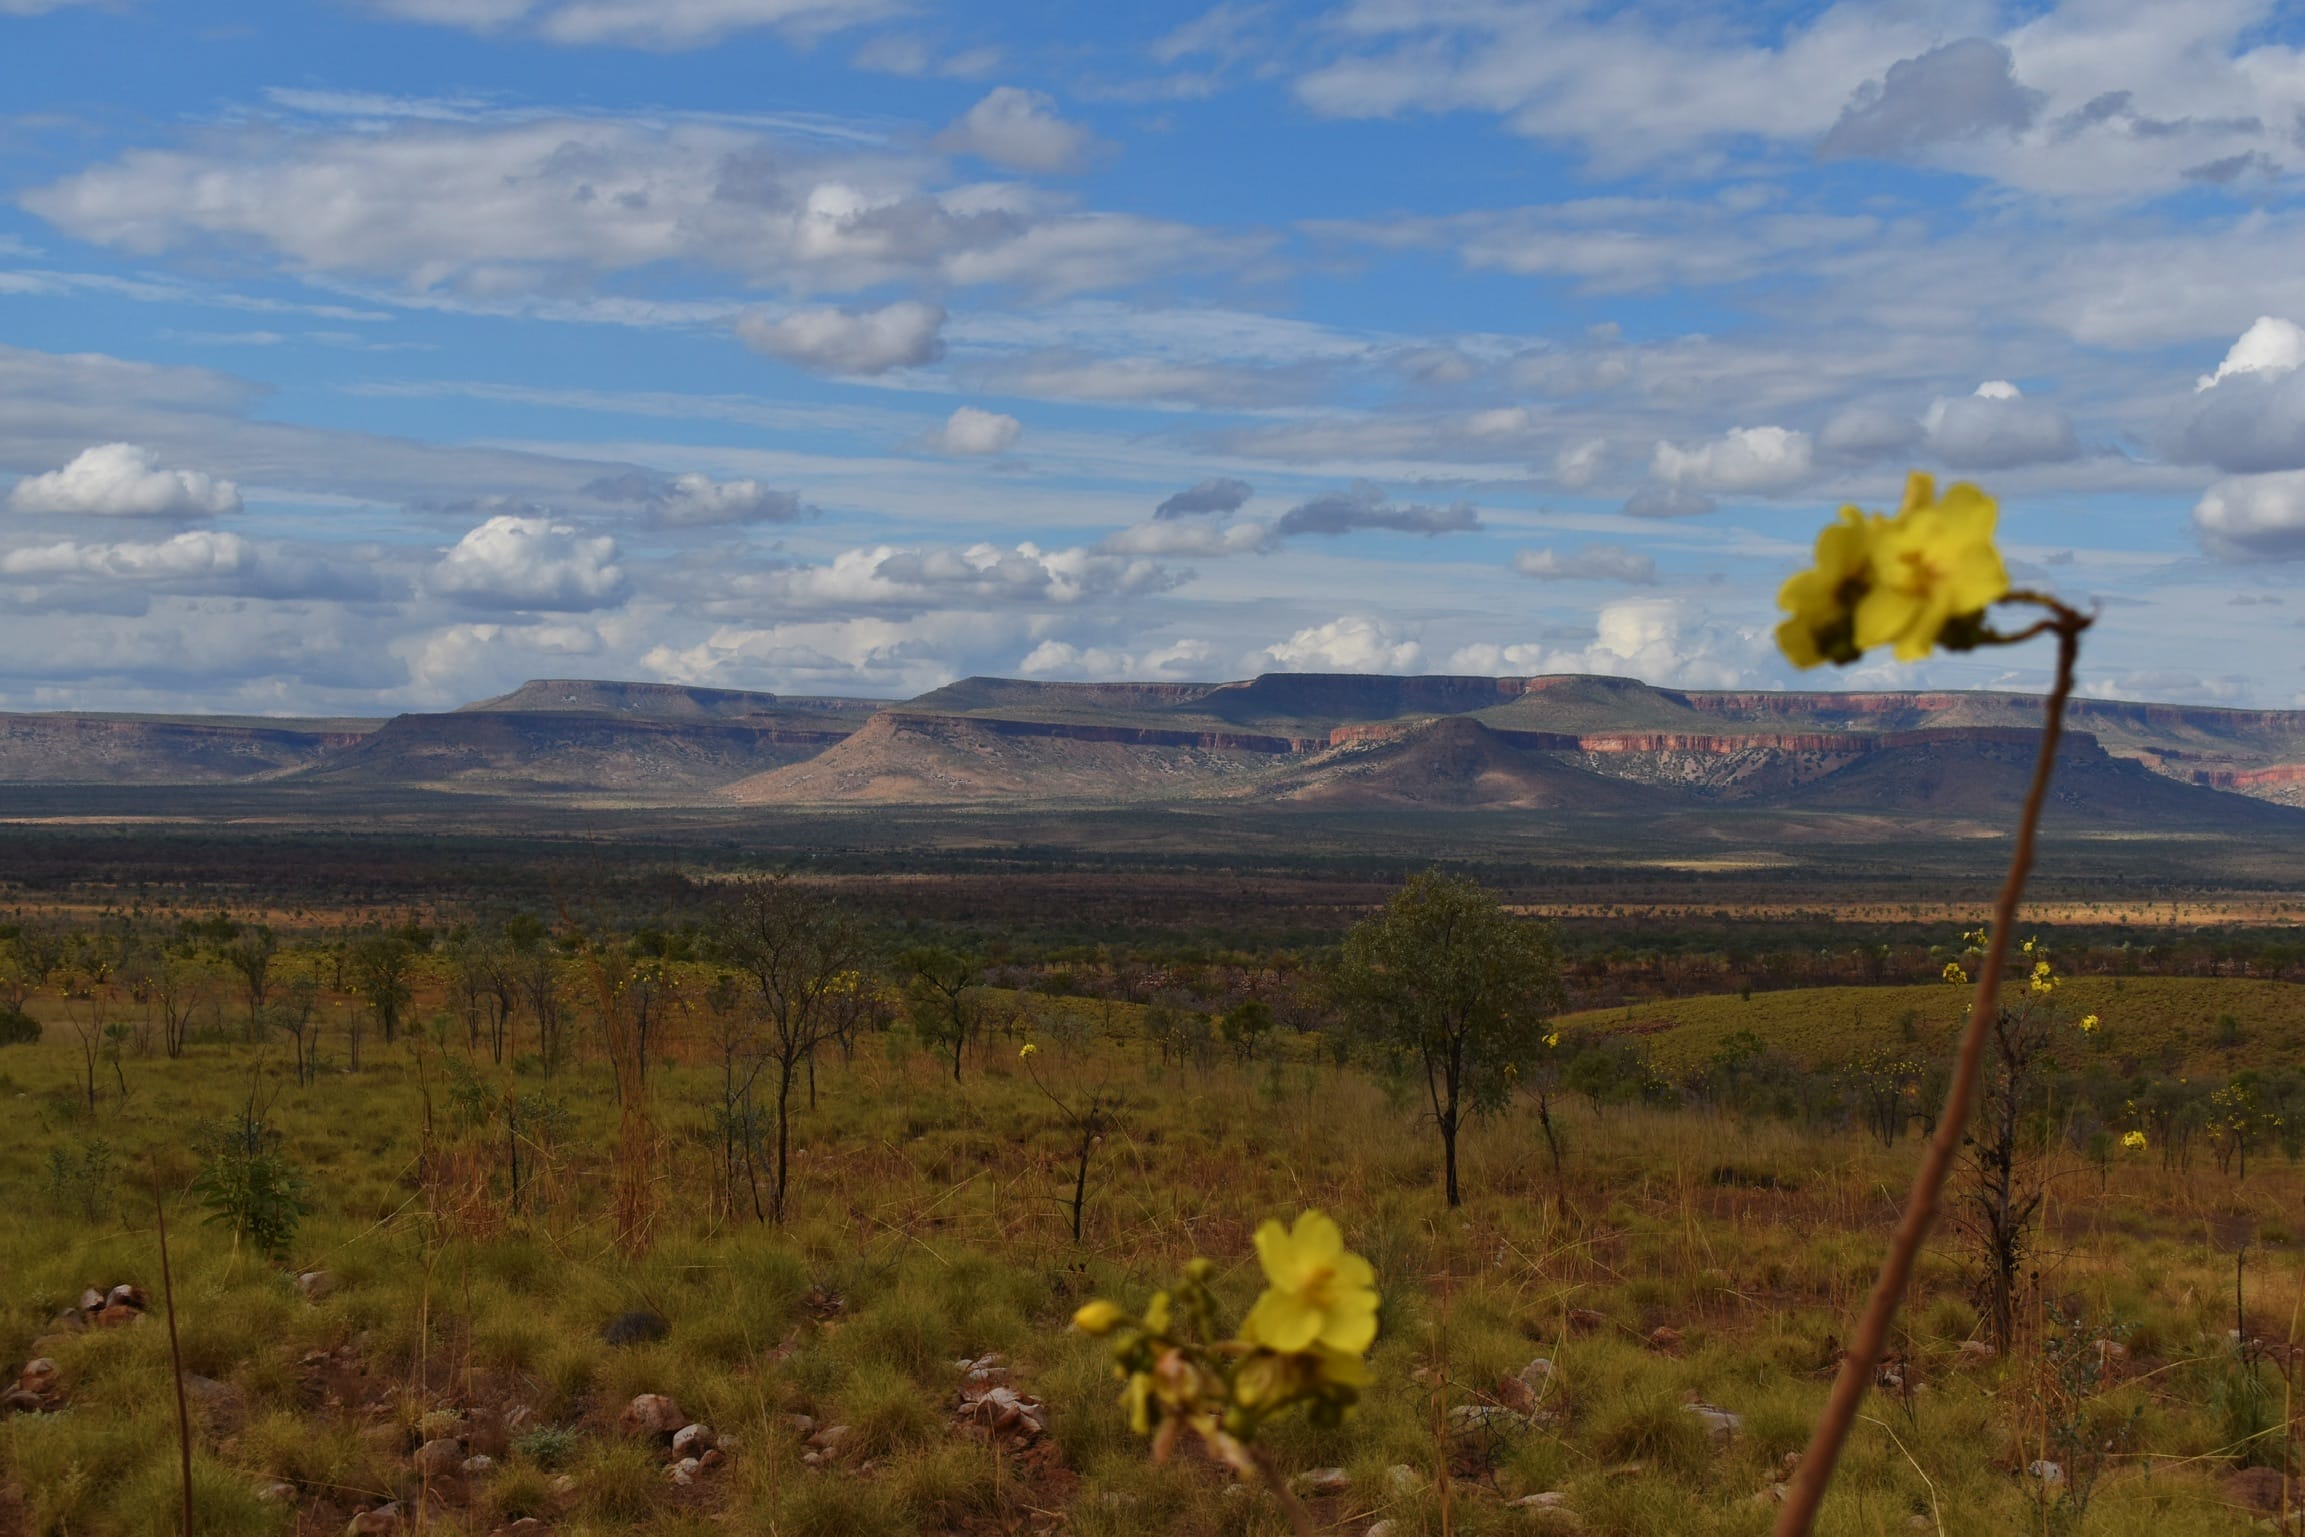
[1775,506,1881,667]
[1543,1030,1561,1050]
[1854,473,2010,661]
[1073,1299,1127,1335]
[2121,1129,2147,1152]
[2028,960,2057,996]
[1943,961,1969,986]
[1239,1210,1379,1357]
[1019,1042,1039,1059]
[2021,937,2036,955]
[2078,1013,2101,1034]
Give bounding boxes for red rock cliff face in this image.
[895,713,1319,754]
[2191,763,2305,789]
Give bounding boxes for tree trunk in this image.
[773,1054,795,1223]
[1442,1110,1461,1208]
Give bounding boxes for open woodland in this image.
[0,815,2301,1537]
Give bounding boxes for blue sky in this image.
[3,0,2303,714]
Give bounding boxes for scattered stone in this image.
[2027,1460,2063,1486]
[487,1521,550,1537]
[1684,1404,1742,1443]
[548,1474,577,1500]
[956,1385,1045,1442]
[2225,1467,2289,1515]
[671,1423,716,1459]
[784,1413,816,1438]
[1957,1340,1995,1360]
[255,1481,296,1503]
[804,1286,846,1319]
[2093,1339,2128,1362]
[462,1454,495,1475]
[617,1393,683,1440]
[345,1503,406,1535]
[1906,1515,1932,1531]
[601,1310,669,1348]
[77,1288,105,1314]
[1566,1309,1610,1334]
[105,1284,149,1312]
[1751,1485,1787,1508]
[92,1303,142,1329]
[185,1373,248,1434]
[1646,1326,1684,1352]
[1519,1357,1555,1390]
[806,1423,852,1454]
[1293,1467,1351,1497]
[295,1271,334,1302]
[699,1447,724,1470]
[1513,1492,1573,1509]
[2,1389,42,1415]
[1386,1464,1423,1494]
[1367,1522,1398,1537]
[47,1308,85,1334]
[956,1353,1009,1383]
[411,1438,464,1479]
[1448,1403,1528,1432]
[19,1359,57,1395]
[665,1457,700,1486]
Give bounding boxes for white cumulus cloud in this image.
[938,86,1096,173]
[2197,316,2305,392]
[2,529,256,581]
[432,515,630,610]
[9,443,243,519]
[736,300,947,375]
[1259,615,1423,674]
[1651,425,1813,493]
[932,405,1022,455]
[2193,473,2305,561]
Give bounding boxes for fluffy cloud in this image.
[1513,545,1658,584]
[751,541,1176,613]
[1818,39,2044,160]
[366,0,903,48]
[2197,317,2305,391]
[932,406,1022,455]
[432,515,630,610]
[1259,615,1423,674]
[2,529,254,581]
[1921,382,2078,469]
[1016,637,1217,679]
[1621,485,1716,519]
[1448,599,1752,689]
[1276,481,1479,536]
[1651,425,1813,493]
[938,87,1096,174]
[587,470,807,527]
[9,442,242,518]
[1155,477,1253,518]
[2193,474,2305,561]
[736,300,947,375]
[2173,319,2305,473]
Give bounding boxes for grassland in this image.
[2,971,2301,1537]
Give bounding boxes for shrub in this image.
[0,1006,39,1045]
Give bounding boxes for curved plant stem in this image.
[1251,1447,1320,1537]
[156,1185,195,1537]
[1775,611,2087,1537]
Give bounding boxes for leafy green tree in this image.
[347,931,414,1067]
[191,1103,310,1259]
[1335,871,1564,1207]
[220,925,278,1037]
[903,946,986,1083]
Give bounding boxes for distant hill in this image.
[4,674,2302,837]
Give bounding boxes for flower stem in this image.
[1251,1446,1320,1537]
[1774,612,2086,1537]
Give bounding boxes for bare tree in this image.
[715,875,866,1222]
[270,976,322,1086]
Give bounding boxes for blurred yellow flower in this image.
[1073,1299,1127,1334]
[1775,507,1881,667]
[1240,1210,1379,1357]
[2121,1129,2147,1152]
[2028,960,2057,996]
[1856,474,2011,661]
[1543,1030,1561,1049]
[2078,1013,2101,1034]
[1777,473,2011,668]
[1019,1041,1038,1059]
[1943,961,1969,986]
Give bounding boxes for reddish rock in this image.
[19,1359,57,1395]
[618,1394,682,1440]
[92,1304,142,1328]
[106,1284,150,1312]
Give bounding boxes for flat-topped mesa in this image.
[462,678,794,718]
[885,711,1319,754]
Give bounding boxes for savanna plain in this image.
[1,822,2301,1537]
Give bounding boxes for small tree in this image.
[715,875,866,1222]
[269,976,322,1086]
[903,946,985,1082]
[221,926,278,1037]
[347,932,414,1060]
[1334,871,1564,1208]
